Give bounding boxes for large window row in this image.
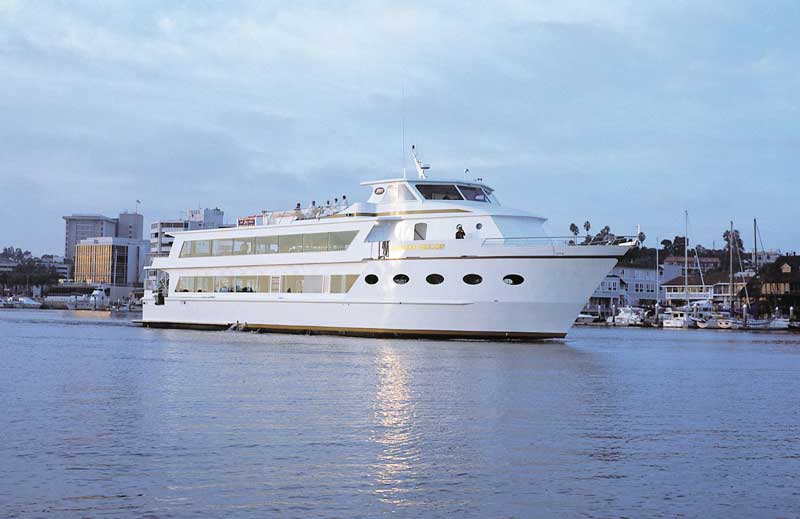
[179,231,359,258]
[175,274,359,294]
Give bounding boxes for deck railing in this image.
[481,235,639,248]
[238,204,349,227]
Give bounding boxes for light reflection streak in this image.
[370,344,420,505]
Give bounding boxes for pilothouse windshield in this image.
[415,183,493,203]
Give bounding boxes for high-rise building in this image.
[185,208,225,229]
[62,214,118,261]
[73,237,148,300]
[63,212,144,262]
[117,212,144,241]
[150,208,226,258]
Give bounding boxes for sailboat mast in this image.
[684,210,688,308]
[655,238,660,307]
[729,220,734,308]
[753,218,758,272]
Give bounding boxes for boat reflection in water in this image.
[370,345,420,506]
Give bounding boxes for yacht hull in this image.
[143,256,619,340]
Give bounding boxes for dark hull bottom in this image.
[138,321,566,341]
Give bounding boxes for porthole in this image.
[476,223,483,230]
[365,274,379,285]
[393,274,410,285]
[463,274,483,285]
[426,274,444,285]
[503,274,524,285]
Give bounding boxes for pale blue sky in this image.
[1,1,798,255]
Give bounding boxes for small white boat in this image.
[574,313,598,325]
[768,317,791,330]
[606,306,645,326]
[731,317,771,330]
[17,297,42,309]
[661,308,692,328]
[67,288,110,311]
[693,313,733,330]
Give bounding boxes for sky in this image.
[1,0,798,256]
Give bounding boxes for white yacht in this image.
[606,306,645,326]
[142,157,635,340]
[661,307,692,329]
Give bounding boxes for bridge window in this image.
[415,184,464,201]
[457,185,489,202]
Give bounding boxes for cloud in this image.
[0,1,798,254]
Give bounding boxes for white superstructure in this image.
[142,172,634,340]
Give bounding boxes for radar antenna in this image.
[411,145,430,179]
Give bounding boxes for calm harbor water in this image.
[1,310,799,518]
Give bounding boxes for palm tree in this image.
[583,221,591,234]
[569,223,579,236]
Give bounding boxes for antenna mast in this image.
[411,145,430,179]
[401,85,406,179]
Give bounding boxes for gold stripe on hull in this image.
[140,321,566,341]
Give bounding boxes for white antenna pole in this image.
[402,85,406,179]
[655,236,660,307]
[411,145,429,179]
[684,210,688,313]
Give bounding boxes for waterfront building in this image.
[63,212,144,261]
[73,237,148,300]
[753,249,782,267]
[37,255,70,279]
[661,271,751,308]
[584,263,682,315]
[743,256,800,315]
[663,255,721,274]
[0,258,18,275]
[142,163,636,339]
[62,214,118,261]
[117,212,144,241]
[150,208,226,258]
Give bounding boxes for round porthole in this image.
[463,274,483,285]
[393,274,410,285]
[503,274,524,285]
[374,186,385,195]
[476,223,483,230]
[426,274,444,285]
[365,274,379,285]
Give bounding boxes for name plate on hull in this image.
[392,243,445,251]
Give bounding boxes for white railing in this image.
[238,204,350,227]
[481,235,639,248]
